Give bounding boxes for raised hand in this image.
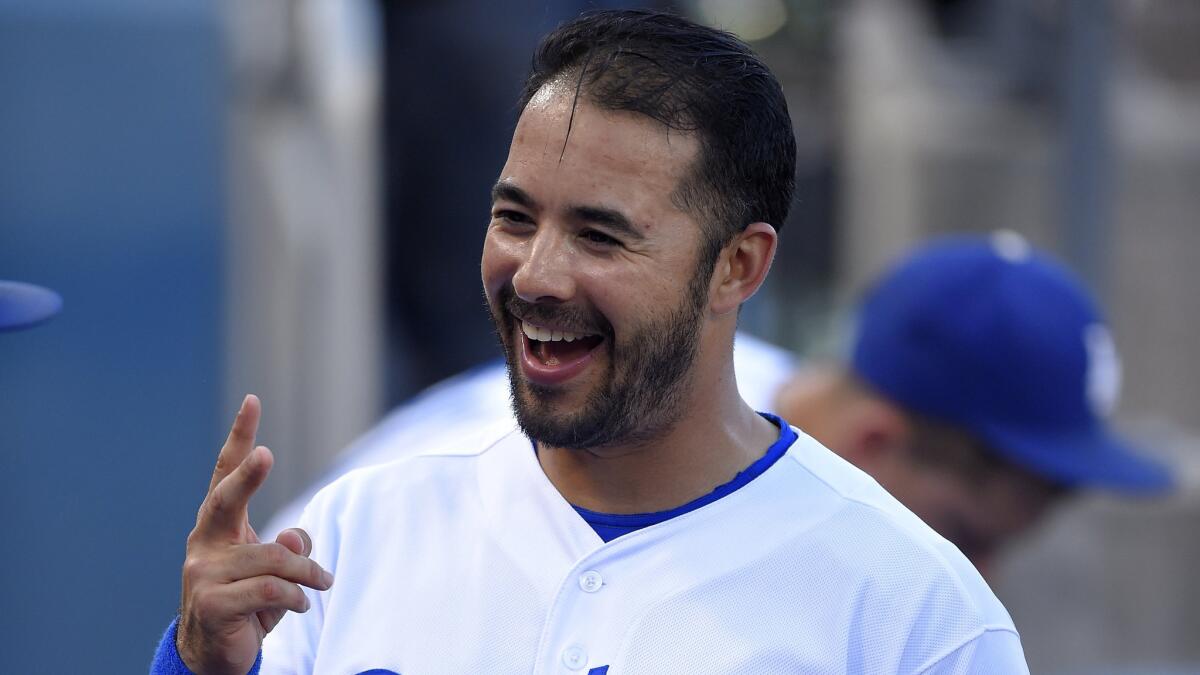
[176,395,334,674]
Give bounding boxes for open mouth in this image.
[520,319,605,366]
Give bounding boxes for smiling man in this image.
[156,10,1027,674]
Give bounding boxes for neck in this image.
[536,335,780,514]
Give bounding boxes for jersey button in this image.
[578,570,603,593]
[562,645,588,670]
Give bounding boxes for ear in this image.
[839,397,912,475]
[708,222,777,315]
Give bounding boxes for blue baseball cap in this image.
[851,232,1171,493]
[0,280,62,331]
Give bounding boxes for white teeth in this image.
[520,320,596,343]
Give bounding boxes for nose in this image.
[512,229,576,303]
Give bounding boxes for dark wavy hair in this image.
[518,9,797,265]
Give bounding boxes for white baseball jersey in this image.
[260,332,798,539]
[261,421,1027,674]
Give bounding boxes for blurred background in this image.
[1,0,1197,671]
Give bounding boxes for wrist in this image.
[149,616,197,675]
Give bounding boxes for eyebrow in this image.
[490,181,645,242]
[491,182,536,209]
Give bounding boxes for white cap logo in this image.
[1084,323,1121,418]
[990,230,1032,263]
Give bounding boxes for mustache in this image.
[501,287,611,337]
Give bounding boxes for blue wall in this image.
[0,2,225,670]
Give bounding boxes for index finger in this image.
[209,394,261,496]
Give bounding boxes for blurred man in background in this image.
[264,231,1172,573]
[775,233,1171,571]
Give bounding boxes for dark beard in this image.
[490,263,710,451]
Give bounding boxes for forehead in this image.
[499,81,700,218]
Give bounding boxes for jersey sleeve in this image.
[915,628,1029,675]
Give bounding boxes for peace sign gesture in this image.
[176,395,333,674]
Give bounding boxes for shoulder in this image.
[290,422,527,598]
[324,362,512,472]
[770,429,1019,644]
[732,331,799,411]
[733,331,797,370]
[301,420,521,525]
[352,361,510,449]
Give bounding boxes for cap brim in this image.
[978,421,1174,494]
[0,281,63,331]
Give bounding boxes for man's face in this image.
[881,457,1064,572]
[481,83,712,450]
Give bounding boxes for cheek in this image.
[576,267,661,332]
[987,489,1049,535]
[595,256,694,313]
[900,472,972,526]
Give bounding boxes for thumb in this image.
[275,528,313,557]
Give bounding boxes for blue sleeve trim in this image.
[150,616,263,675]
